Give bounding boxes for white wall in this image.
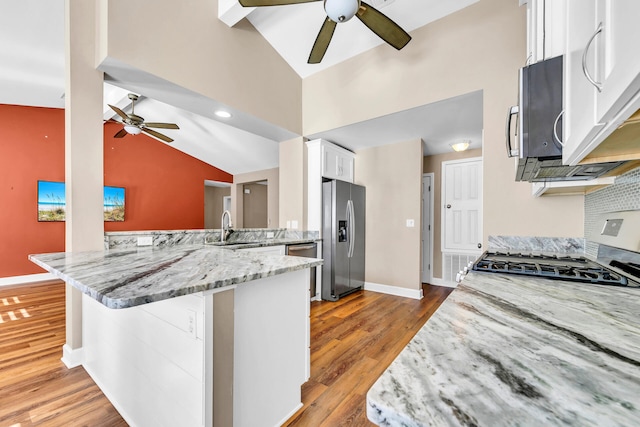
[356,139,423,291]
[303,0,584,260]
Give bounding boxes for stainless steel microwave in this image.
[506,55,624,182]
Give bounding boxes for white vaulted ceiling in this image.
[0,0,483,175]
[243,0,479,78]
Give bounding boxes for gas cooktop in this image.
[472,251,630,287]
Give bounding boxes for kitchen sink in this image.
[207,241,258,247]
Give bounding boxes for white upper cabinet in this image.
[321,141,354,183]
[526,0,566,63]
[563,0,640,165]
[306,139,356,235]
[563,0,605,163]
[595,1,640,122]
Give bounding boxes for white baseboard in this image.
[0,273,57,287]
[61,344,84,369]
[364,282,423,300]
[429,277,458,288]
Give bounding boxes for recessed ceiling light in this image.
[214,110,232,119]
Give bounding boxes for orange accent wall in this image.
[0,104,232,278]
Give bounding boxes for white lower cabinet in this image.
[81,269,310,427]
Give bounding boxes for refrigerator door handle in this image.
[348,199,355,258]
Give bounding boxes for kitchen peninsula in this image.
[30,243,322,427]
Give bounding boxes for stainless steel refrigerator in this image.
[321,180,365,301]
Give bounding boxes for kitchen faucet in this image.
[221,210,233,243]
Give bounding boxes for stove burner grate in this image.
[473,252,628,286]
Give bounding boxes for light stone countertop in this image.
[367,271,640,426]
[29,245,322,309]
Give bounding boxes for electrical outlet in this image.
[186,310,196,338]
[266,231,275,238]
[286,220,291,229]
[406,219,415,228]
[291,220,298,229]
[137,236,153,246]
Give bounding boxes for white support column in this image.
[63,0,105,368]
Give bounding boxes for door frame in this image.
[421,173,434,284]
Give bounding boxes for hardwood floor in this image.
[284,284,453,426]
[0,281,127,427]
[0,281,452,426]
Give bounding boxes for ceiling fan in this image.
[108,94,180,143]
[238,0,411,64]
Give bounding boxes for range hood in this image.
[506,55,626,182]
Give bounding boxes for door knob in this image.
[446,204,451,209]
[478,243,482,249]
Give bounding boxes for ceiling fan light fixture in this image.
[124,125,142,135]
[214,110,232,119]
[451,140,471,152]
[324,0,359,23]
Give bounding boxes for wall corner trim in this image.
[364,282,423,300]
[0,273,58,287]
[61,344,84,369]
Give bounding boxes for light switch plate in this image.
[406,219,415,227]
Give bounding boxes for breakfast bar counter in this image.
[29,244,321,309]
[367,271,640,426]
[30,244,322,427]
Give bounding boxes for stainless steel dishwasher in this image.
[286,242,317,298]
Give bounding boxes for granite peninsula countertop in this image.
[29,244,322,309]
[367,271,640,426]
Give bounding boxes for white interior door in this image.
[442,158,483,253]
[422,174,433,283]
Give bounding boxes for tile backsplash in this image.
[585,166,640,257]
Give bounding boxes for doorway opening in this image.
[242,181,268,228]
[204,180,231,229]
[441,157,483,284]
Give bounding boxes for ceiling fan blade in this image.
[142,127,174,143]
[143,122,180,130]
[356,2,411,51]
[108,104,130,121]
[308,17,337,64]
[114,128,128,138]
[239,0,320,6]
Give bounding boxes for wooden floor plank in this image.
[0,281,127,427]
[0,280,453,426]
[284,283,453,426]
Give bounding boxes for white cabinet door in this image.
[321,143,354,183]
[563,0,605,164]
[563,0,640,165]
[595,0,640,123]
[527,0,566,63]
